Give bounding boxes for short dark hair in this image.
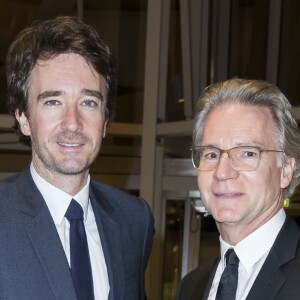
[6,16,117,145]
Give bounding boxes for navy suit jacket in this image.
[0,166,154,300]
[176,216,300,300]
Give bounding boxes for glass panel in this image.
[164,135,193,160]
[228,0,269,79]
[166,0,185,122]
[278,0,300,106]
[162,199,185,300]
[84,0,148,124]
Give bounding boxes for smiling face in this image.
[197,103,294,241]
[16,53,107,183]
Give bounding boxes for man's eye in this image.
[82,99,98,107]
[45,100,60,106]
[239,150,258,159]
[245,151,257,157]
[246,151,255,156]
[203,152,219,160]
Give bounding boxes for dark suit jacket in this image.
[176,215,300,300]
[0,166,154,300]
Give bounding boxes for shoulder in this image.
[0,165,32,192]
[89,179,153,224]
[90,179,155,252]
[275,215,300,252]
[0,173,20,187]
[283,216,300,256]
[0,173,23,204]
[90,179,150,209]
[266,215,300,273]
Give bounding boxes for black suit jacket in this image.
[176,215,300,300]
[0,166,154,300]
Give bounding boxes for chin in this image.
[214,209,237,222]
[55,161,90,175]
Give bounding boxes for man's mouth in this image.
[214,192,243,197]
[58,142,83,147]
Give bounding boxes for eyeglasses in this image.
[191,146,284,171]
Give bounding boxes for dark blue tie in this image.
[65,199,94,300]
[216,248,239,300]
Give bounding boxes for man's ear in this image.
[102,120,108,138]
[280,156,295,189]
[15,109,31,136]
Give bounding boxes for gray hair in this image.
[193,78,300,198]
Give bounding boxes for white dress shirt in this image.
[208,208,286,300]
[30,163,110,300]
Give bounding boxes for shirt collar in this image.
[219,208,286,271]
[30,163,90,225]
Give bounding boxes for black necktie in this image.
[65,199,94,300]
[216,248,239,300]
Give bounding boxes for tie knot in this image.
[65,199,84,221]
[225,249,239,266]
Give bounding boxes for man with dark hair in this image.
[1,16,154,300]
[176,78,300,300]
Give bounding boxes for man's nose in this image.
[213,153,239,181]
[61,106,83,132]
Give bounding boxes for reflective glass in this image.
[228,0,269,79]
[278,0,300,106]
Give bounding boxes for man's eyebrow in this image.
[36,89,104,101]
[81,89,104,101]
[200,141,264,148]
[37,90,63,100]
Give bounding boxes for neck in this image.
[47,173,89,196]
[32,164,89,196]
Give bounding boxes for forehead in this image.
[31,53,100,81]
[28,53,105,95]
[202,103,278,147]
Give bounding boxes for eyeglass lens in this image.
[192,146,261,171]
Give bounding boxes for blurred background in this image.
[0,0,299,299]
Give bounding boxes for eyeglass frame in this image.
[191,145,284,171]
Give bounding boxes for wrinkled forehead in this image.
[197,103,278,147]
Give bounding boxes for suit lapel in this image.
[25,206,77,300]
[17,167,77,300]
[246,254,285,299]
[202,257,220,299]
[247,216,300,299]
[90,183,124,300]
